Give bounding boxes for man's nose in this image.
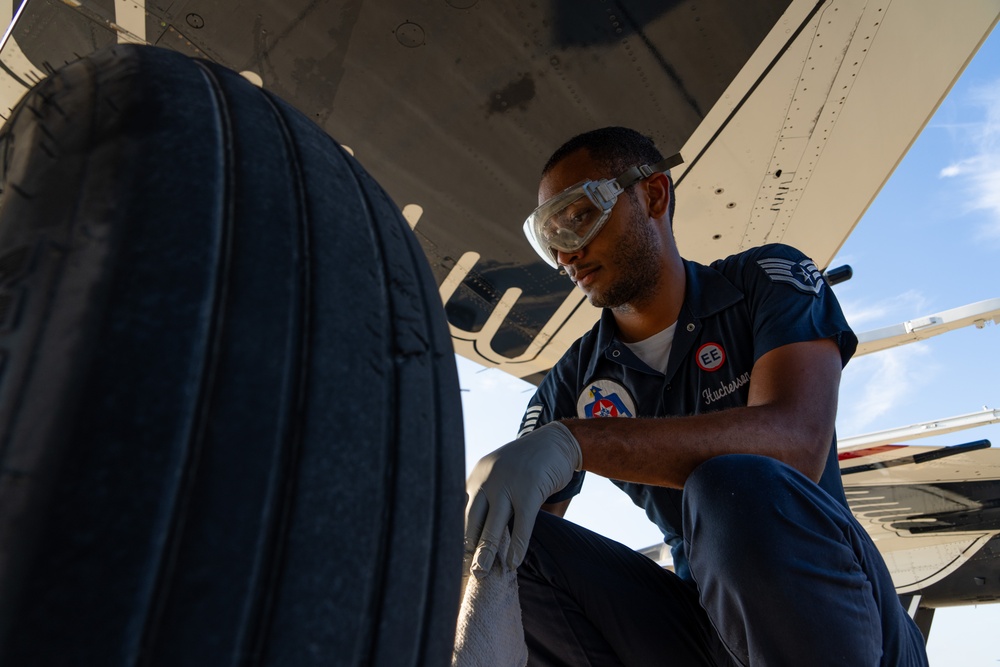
[556,247,582,267]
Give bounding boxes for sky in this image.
[457,25,1000,667]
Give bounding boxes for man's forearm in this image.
[559,338,843,488]
[560,403,831,489]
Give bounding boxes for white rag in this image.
[452,530,528,667]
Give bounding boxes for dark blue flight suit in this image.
[516,244,928,666]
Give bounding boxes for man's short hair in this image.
[542,126,676,223]
[542,126,663,178]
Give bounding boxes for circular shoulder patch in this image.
[577,379,636,419]
[696,342,726,372]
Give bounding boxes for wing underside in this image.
[3,0,996,380]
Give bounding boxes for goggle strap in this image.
[658,152,686,171]
[593,180,624,203]
[616,152,685,189]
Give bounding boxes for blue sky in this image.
[458,24,1000,666]
[828,25,1000,666]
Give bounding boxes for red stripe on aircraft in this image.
[838,444,905,461]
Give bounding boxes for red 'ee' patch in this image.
[696,343,726,372]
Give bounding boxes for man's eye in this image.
[568,208,593,226]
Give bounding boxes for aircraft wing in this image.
[636,438,1000,610]
[839,441,1000,606]
[2,0,997,383]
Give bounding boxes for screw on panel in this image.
[395,22,425,48]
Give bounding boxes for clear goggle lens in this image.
[523,181,617,269]
[522,154,683,269]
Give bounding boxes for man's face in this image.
[538,150,662,309]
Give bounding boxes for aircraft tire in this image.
[0,45,464,665]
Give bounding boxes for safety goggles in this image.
[523,153,683,268]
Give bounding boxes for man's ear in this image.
[645,172,671,219]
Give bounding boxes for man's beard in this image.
[587,201,663,310]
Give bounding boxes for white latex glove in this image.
[464,421,583,577]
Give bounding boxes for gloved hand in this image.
[464,421,583,578]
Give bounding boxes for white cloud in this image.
[838,343,936,437]
[939,159,974,178]
[971,161,1000,240]
[938,78,1000,239]
[839,290,929,330]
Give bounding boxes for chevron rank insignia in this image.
[757,257,825,295]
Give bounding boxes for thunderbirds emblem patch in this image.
[577,379,636,419]
[757,257,824,295]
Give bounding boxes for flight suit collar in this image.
[588,259,744,380]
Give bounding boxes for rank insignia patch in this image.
[757,257,824,295]
[577,379,636,419]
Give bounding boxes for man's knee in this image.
[685,454,797,523]
[683,455,813,575]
